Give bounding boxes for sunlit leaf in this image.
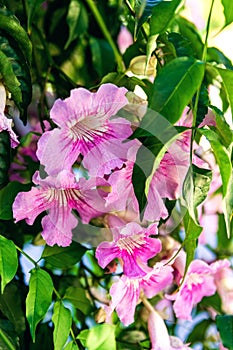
[221,0,233,28]
[149,57,205,123]
[26,268,53,342]
[0,236,18,294]
[52,301,72,350]
[216,315,233,350]
[64,341,80,350]
[86,324,116,350]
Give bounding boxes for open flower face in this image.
[107,262,173,326]
[13,170,107,246]
[96,222,161,278]
[167,260,217,320]
[37,83,132,176]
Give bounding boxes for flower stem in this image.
[15,244,38,266]
[85,0,125,72]
[140,292,154,313]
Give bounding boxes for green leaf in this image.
[26,268,53,342]
[0,182,31,220]
[76,329,89,347]
[0,131,10,189]
[149,57,205,123]
[130,111,187,216]
[150,0,181,35]
[134,0,163,31]
[64,342,80,350]
[207,47,233,70]
[0,283,26,334]
[198,128,232,238]
[221,0,233,28]
[86,324,116,350]
[65,0,88,49]
[52,301,72,350]
[0,236,18,294]
[168,32,194,57]
[27,0,45,31]
[0,5,32,64]
[182,165,212,223]
[198,129,231,197]
[90,37,115,77]
[216,315,233,350]
[41,241,87,269]
[183,210,202,272]
[176,16,203,59]
[211,106,233,148]
[216,67,233,119]
[0,50,22,109]
[186,319,211,344]
[0,33,32,123]
[64,286,92,315]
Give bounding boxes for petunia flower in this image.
[36,83,132,176]
[167,259,217,320]
[0,83,19,148]
[96,222,161,278]
[13,170,107,246]
[107,262,173,326]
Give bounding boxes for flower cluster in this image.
[12,83,231,348]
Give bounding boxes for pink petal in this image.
[36,129,78,175]
[13,187,50,225]
[109,276,140,326]
[141,263,174,298]
[41,206,77,246]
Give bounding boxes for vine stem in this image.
[15,244,38,266]
[0,329,16,350]
[190,0,215,159]
[140,292,155,313]
[85,0,125,72]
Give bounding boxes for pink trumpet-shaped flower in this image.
[167,260,217,320]
[0,83,19,148]
[96,222,161,277]
[13,170,106,246]
[107,262,173,326]
[37,83,132,176]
